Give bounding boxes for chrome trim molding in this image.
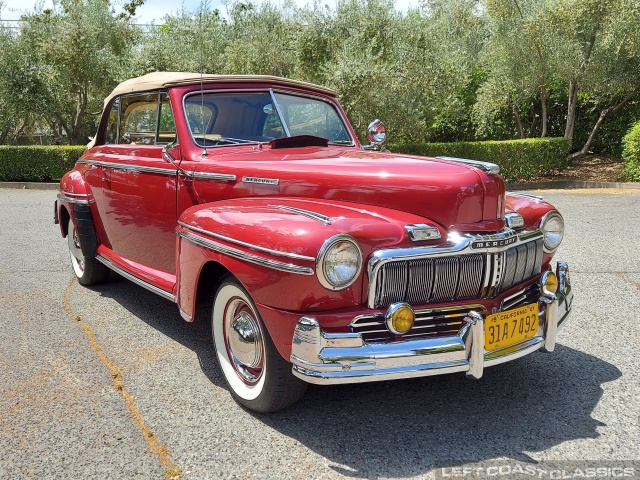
[367,228,544,309]
[58,191,89,197]
[290,261,573,385]
[185,171,237,182]
[177,230,314,275]
[270,205,331,225]
[179,309,194,322]
[77,160,177,176]
[178,222,315,261]
[242,176,279,186]
[436,156,500,175]
[95,255,176,302]
[405,223,441,241]
[350,303,487,343]
[57,193,92,205]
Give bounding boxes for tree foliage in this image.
[0,0,638,158]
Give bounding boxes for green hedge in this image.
[389,137,571,183]
[622,121,640,182]
[0,146,86,182]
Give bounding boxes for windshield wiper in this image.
[199,136,254,146]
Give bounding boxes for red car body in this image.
[57,72,573,412]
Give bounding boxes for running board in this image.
[95,255,176,302]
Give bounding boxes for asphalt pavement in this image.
[0,188,639,479]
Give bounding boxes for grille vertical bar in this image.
[373,237,544,308]
[406,259,435,304]
[458,254,485,299]
[431,257,459,302]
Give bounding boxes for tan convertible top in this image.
[87,72,337,148]
[105,71,336,104]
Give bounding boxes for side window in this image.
[158,92,176,145]
[104,99,119,144]
[120,93,158,145]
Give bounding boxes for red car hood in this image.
[192,146,506,231]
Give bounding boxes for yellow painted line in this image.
[64,278,181,480]
[617,272,640,291]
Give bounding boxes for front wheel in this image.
[212,277,307,412]
[67,218,110,286]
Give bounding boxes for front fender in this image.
[176,197,445,315]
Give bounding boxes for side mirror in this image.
[362,119,386,151]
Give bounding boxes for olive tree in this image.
[3,0,139,144]
[547,0,640,158]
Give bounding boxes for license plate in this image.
[484,303,539,352]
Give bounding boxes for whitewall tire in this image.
[212,277,307,412]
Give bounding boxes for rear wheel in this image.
[212,277,307,412]
[67,217,110,286]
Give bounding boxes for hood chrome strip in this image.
[436,156,500,175]
[269,205,331,225]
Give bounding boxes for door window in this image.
[101,91,176,145]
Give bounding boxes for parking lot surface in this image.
[1,188,639,479]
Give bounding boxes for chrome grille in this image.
[373,238,543,308]
[350,306,486,344]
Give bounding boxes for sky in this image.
[1,0,422,24]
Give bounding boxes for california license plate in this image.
[484,303,539,352]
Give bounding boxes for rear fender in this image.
[57,170,92,239]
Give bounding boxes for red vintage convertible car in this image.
[56,72,573,412]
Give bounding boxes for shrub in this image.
[0,146,85,182]
[389,137,571,183]
[622,121,640,182]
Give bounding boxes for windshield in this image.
[183,90,353,148]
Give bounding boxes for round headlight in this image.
[317,235,363,290]
[541,211,564,252]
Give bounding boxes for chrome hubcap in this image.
[224,299,264,384]
[229,312,263,368]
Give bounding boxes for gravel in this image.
[0,188,638,479]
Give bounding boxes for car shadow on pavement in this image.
[94,276,620,479]
[258,345,621,478]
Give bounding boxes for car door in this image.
[85,91,179,275]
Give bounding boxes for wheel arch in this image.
[186,260,235,321]
[59,204,71,238]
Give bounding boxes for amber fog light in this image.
[540,271,558,296]
[385,303,415,335]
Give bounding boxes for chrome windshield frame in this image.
[182,87,355,149]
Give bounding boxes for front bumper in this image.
[291,261,573,385]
